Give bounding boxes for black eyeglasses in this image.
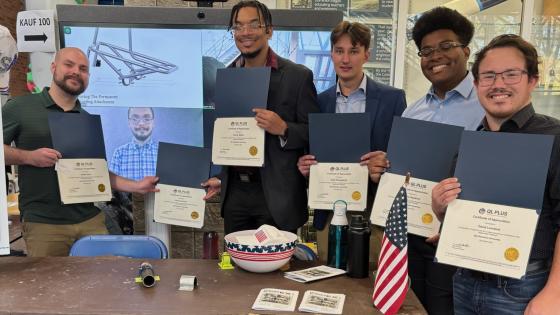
[477,69,528,87]
[417,41,465,58]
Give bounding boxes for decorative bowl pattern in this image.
[224,230,298,273]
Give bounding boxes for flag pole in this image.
[404,171,411,186]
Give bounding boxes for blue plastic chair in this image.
[69,235,168,259]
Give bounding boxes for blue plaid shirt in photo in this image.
[109,140,159,181]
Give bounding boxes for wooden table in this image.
[0,256,426,315]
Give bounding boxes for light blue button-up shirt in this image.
[335,74,367,113]
[402,72,485,131]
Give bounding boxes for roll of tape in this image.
[179,275,197,291]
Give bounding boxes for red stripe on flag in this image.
[372,186,409,315]
[372,236,409,315]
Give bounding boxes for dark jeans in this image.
[453,268,549,315]
[408,234,455,315]
[223,175,276,235]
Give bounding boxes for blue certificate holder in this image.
[212,68,269,167]
[370,117,464,237]
[436,130,554,279]
[48,112,111,204]
[48,112,106,159]
[214,67,271,118]
[154,142,211,228]
[385,116,464,181]
[156,142,211,188]
[453,131,553,212]
[307,113,371,211]
[309,113,371,163]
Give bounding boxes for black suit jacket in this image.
[314,76,406,229]
[220,56,320,231]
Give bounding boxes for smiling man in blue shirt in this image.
[402,8,484,130]
[403,70,483,130]
[368,7,484,315]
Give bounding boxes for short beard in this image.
[54,75,85,96]
[133,131,152,143]
[241,47,262,60]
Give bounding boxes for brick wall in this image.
[0,0,30,97]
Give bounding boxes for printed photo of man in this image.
[109,107,158,181]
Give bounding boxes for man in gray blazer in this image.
[203,0,319,234]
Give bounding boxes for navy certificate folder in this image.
[309,113,371,163]
[48,112,106,159]
[454,131,553,212]
[386,117,464,181]
[214,67,270,117]
[156,142,211,188]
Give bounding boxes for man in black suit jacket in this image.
[297,21,405,262]
[203,0,319,234]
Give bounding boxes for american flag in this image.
[255,230,268,243]
[372,186,409,315]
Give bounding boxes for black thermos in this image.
[347,215,371,278]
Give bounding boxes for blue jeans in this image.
[453,268,549,315]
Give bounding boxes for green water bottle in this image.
[327,200,349,269]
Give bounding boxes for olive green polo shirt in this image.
[3,87,100,224]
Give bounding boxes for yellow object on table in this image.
[218,252,234,270]
[7,193,19,216]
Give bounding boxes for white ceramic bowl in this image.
[224,230,298,273]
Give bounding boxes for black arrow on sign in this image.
[24,33,48,43]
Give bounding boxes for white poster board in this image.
[16,10,56,53]
[0,108,9,255]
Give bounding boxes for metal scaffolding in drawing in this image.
[87,28,178,86]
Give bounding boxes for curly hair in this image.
[229,0,273,30]
[412,6,474,50]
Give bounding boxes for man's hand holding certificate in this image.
[308,113,370,211]
[370,117,463,237]
[154,143,211,229]
[212,67,270,167]
[435,131,554,279]
[49,112,111,204]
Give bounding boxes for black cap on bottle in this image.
[350,215,367,229]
